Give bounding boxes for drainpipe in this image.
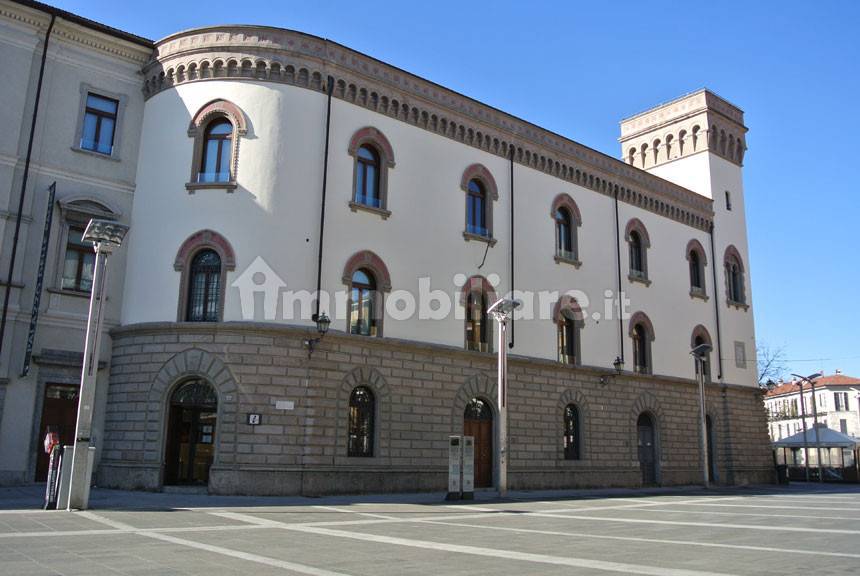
[613,188,624,365]
[0,15,55,359]
[313,76,334,321]
[708,222,723,380]
[508,146,514,348]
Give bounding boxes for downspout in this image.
[508,146,514,348]
[709,222,723,380]
[613,188,624,365]
[0,14,55,359]
[313,75,334,321]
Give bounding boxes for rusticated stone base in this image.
[98,322,775,496]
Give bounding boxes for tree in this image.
[757,343,786,386]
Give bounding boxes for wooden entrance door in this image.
[35,384,79,481]
[464,398,493,488]
[637,413,657,485]
[164,379,217,485]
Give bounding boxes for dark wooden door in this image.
[35,384,79,481]
[165,406,216,485]
[464,399,493,488]
[637,413,657,485]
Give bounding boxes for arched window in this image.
[465,289,489,352]
[630,312,654,375]
[555,207,573,259]
[628,147,636,165]
[563,404,580,460]
[678,130,687,155]
[199,119,232,183]
[686,239,707,297]
[640,143,648,167]
[186,249,222,322]
[664,134,673,160]
[626,219,650,283]
[724,247,746,306]
[689,250,702,289]
[692,125,700,151]
[355,145,381,208]
[350,269,377,336]
[466,179,488,237]
[693,333,712,382]
[348,386,375,457]
[558,313,578,365]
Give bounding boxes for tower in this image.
[620,89,755,386]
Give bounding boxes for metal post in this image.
[697,356,709,488]
[497,317,508,497]
[810,381,823,483]
[799,381,810,482]
[67,243,110,510]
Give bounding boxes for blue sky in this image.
[52,1,860,379]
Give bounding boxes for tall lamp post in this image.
[792,372,823,483]
[67,219,129,510]
[690,342,713,488]
[487,297,520,498]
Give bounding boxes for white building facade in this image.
[0,1,773,494]
[765,374,860,441]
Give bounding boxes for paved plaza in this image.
[0,484,858,575]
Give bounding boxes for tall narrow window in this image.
[693,335,711,381]
[80,93,118,155]
[465,290,489,352]
[555,207,573,260]
[725,191,732,211]
[61,226,95,292]
[186,250,222,322]
[350,269,377,336]
[466,179,488,237]
[355,145,381,208]
[689,250,702,289]
[630,231,644,275]
[199,119,233,183]
[725,249,746,306]
[348,386,375,457]
[558,314,577,365]
[563,404,580,460]
[633,323,650,374]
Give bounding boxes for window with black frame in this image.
[348,386,375,457]
[555,207,574,260]
[60,226,95,292]
[563,404,580,460]
[186,249,222,322]
[80,93,118,155]
[633,323,650,374]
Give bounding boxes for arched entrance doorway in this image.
[464,398,493,488]
[706,415,717,483]
[164,379,217,485]
[637,412,658,485]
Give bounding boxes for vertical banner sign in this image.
[462,435,475,498]
[22,181,56,376]
[446,435,462,500]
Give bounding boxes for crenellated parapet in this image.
[619,89,747,169]
[141,26,714,231]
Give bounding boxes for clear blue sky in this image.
[52,0,860,379]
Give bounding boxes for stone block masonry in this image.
[98,322,775,495]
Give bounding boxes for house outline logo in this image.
[231,256,286,320]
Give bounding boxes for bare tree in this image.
[757,343,786,386]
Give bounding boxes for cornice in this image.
[144,26,714,231]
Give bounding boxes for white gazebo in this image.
[773,425,860,482]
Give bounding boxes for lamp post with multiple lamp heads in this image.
[67,219,129,510]
[791,372,824,482]
[487,297,520,498]
[690,342,713,488]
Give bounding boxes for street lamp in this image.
[792,372,823,482]
[67,219,129,510]
[487,297,521,497]
[690,342,713,488]
[303,313,331,357]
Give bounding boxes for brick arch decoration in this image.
[550,193,582,224]
[630,391,665,464]
[723,244,745,272]
[348,126,396,167]
[342,250,392,292]
[628,311,655,341]
[174,229,237,272]
[685,238,708,265]
[144,348,239,470]
[187,99,248,185]
[552,294,585,324]
[451,372,497,433]
[460,163,499,200]
[458,275,498,307]
[338,366,391,460]
[558,388,590,460]
[690,324,712,348]
[625,218,651,247]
